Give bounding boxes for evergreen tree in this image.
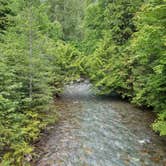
[47,0,85,41]
[83,0,166,135]
[84,0,143,93]
[0,0,13,33]
[131,0,166,135]
[0,0,62,164]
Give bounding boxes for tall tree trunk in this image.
[29,6,33,99]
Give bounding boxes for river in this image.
[34,82,166,166]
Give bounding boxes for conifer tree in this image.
[47,0,85,41]
[0,0,60,164]
[0,0,12,33]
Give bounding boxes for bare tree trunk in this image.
[29,6,33,99]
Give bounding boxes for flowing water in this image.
[35,82,166,166]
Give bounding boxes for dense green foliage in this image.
[83,0,166,135]
[132,0,166,136]
[47,0,85,41]
[0,0,13,34]
[0,0,165,164]
[0,0,81,165]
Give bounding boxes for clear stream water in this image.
[35,82,166,166]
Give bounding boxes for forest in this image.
[0,0,165,165]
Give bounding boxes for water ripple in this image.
[35,82,166,166]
